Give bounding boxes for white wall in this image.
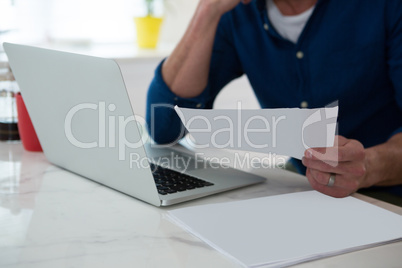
[159,0,198,45]
[1,0,199,46]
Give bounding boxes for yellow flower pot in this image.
[134,16,163,49]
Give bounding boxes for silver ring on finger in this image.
[327,173,336,187]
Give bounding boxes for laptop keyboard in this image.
[150,163,214,195]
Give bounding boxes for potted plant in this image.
[134,0,164,49]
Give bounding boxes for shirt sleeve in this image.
[386,0,402,137]
[145,12,244,144]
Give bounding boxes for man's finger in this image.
[302,157,366,177]
[307,168,361,190]
[334,135,348,147]
[305,139,364,162]
[306,169,353,198]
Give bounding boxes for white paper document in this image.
[174,106,338,159]
[168,191,402,268]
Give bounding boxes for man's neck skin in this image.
[273,0,318,15]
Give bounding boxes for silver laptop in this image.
[4,43,265,206]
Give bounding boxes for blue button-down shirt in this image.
[146,0,402,181]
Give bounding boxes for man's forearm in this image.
[365,132,402,187]
[162,1,222,98]
[162,0,250,98]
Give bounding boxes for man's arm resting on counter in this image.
[302,133,402,198]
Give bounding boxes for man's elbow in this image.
[146,119,186,145]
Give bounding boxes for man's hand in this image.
[302,135,367,198]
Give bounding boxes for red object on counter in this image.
[15,92,43,152]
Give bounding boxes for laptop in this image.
[3,43,265,206]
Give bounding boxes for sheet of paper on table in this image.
[174,106,338,160]
[168,191,402,268]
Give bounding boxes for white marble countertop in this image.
[1,141,401,268]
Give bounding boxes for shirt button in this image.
[174,97,178,101]
[263,23,269,31]
[300,101,308,108]
[296,51,304,59]
[196,103,202,108]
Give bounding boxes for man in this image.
[145,0,402,198]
